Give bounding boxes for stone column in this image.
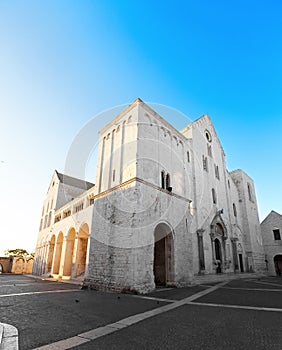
[71,234,79,278]
[58,237,68,278]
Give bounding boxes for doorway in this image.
[274,255,282,276]
[238,254,244,272]
[153,223,174,287]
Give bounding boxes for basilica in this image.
[33,98,266,293]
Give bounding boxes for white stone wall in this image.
[86,180,192,293]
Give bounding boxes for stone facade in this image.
[261,211,282,276]
[33,98,266,293]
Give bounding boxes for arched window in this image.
[233,203,237,217]
[212,188,217,204]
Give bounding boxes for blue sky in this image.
[0,0,281,253]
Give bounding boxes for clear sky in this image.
[0,0,281,254]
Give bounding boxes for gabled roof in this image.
[261,210,282,225]
[55,170,94,190]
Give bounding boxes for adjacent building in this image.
[261,211,282,276]
[33,98,266,293]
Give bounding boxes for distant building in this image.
[0,256,34,274]
[33,98,266,293]
[261,211,282,276]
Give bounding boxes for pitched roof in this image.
[55,171,94,190]
[261,210,282,225]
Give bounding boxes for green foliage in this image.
[4,248,30,257]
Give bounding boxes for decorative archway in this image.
[74,223,89,277]
[52,232,63,274]
[153,222,174,287]
[46,235,56,272]
[63,228,76,277]
[210,213,228,273]
[274,255,282,276]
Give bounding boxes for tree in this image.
[4,248,30,257]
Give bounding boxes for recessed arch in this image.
[63,228,76,277]
[153,222,174,287]
[52,232,64,274]
[46,235,56,272]
[74,223,89,277]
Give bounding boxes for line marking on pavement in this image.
[129,294,176,303]
[251,280,282,288]
[212,286,282,292]
[32,281,228,350]
[0,283,47,288]
[189,301,282,313]
[0,289,81,298]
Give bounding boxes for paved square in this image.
[0,275,281,349]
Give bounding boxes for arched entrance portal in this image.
[274,255,282,276]
[153,223,174,287]
[74,224,89,277]
[52,232,63,274]
[63,228,76,277]
[46,235,55,272]
[214,238,222,273]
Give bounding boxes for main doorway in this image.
[153,223,174,287]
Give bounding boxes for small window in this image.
[187,151,190,163]
[273,229,281,240]
[233,203,237,217]
[215,165,220,180]
[212,188,217,204]
[228,180,230,189]
[203,155,208,172]
[89,198,94,205]
[161,171,165,189]
[247,183,252,201]
[166,173,171,190]
[205,130,212,142]
[207,144,212,157]
[112,169,116,182]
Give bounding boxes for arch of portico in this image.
[74,223,89,278]
[52,232,64,274]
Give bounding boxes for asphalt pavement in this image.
[0,274,281,350]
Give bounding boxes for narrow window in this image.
[247,183,252,201]
[187,151,190,163]
[161,171,165,189]
[233,203,237,217]
[203,155,208,171]
[228,180,230,189]
[112,169,115,182]
[215,165,220,180]
[166,173,171,190]
[212,188,217,204]
[273,229,281,240]
[207,144,212,157]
